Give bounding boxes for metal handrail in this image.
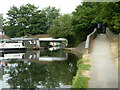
[85,28,97,49]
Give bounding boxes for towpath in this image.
[88,34,118,88]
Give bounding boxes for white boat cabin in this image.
[0,39,26,50]
[0,29,5,35]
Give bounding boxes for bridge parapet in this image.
[118,33,120,64]
[106,27,118,42]
[85,28,97,54]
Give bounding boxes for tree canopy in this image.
[48,2,120,47]
[3,4,60,37]
[72,2,120,34]
[0,14,3,29]
[47,14,73,38]
[2,2,120,46]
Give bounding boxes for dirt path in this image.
[88,34,118,88]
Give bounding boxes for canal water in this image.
[0,49,78,88]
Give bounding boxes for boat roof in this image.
[39,38,68,41]
[0,39,18,43]
[11,37,38,40]
[0,39,11,42]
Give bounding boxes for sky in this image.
[0,0,82,19]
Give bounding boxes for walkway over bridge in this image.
[85,27,118,54]
[84,27,118,88]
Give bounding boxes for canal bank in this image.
[64,41,91,88]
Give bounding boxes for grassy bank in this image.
[71,59,91,88]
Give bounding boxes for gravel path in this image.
[88,34,118,88]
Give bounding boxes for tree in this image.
[71,2,120,46]
[3,4,42,37]
[71,3,95,46]
[47,14,74,46]
[47,14,73,38]
[79,2,120,33]
[41,6,60,33]
[3,4,60,37]
[0,14,3,29]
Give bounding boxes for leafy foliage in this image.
[0,14,3,29]
[3,4,60,37]
[47,2,120,47]
[72,2,120,46]
[3,2,120,46]
[41,6,60,33]
[47,14,75,47]
[74,2,120,34]
[47,14,73,38]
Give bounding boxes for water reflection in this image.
[48,47,61,51]
[0,50,78,88]
[0,53,24,60]
[0,50,68,61]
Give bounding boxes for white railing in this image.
[85,28,97,53]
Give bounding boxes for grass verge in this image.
[71,59,91,88]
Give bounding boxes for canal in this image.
[0,49,78,88]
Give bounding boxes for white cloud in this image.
[0,0,81,18]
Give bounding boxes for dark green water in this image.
[0,50,78,88]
